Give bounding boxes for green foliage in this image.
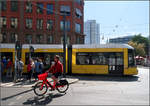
[128,41,145,57]
[131,34,150,56]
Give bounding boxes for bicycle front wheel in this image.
[33,82,48,96]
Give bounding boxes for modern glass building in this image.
[109,36,134,44]
[84,20,100,44]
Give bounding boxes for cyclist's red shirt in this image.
[49,61,63,74]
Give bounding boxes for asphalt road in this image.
[0,67,149,105]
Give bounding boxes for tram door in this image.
[108,53,124,75]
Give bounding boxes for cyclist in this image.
[47,55,63,85]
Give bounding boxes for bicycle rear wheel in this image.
[33,82,48,96]
[56,80,69,93]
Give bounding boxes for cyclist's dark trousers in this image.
[53,72,62,78]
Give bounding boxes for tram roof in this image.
[22,44,63,49]
[0,43,134,49]
[0,44,63,49]
[72,44,134,49]
[0,43,15,48]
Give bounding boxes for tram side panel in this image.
[71,48,110,75]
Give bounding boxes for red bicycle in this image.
[33,72,69,96]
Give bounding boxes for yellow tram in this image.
[0,43,138,75]
[69,44,138,75]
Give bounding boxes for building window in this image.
[0,32,7,43]
[11,17,18,28]
[26,1,32,13]
[11,1,18,12]
[25,34,32,44]
[0,17,7,28]
[47,35,53,44]
[10,33,17,43]
[60,21,70,31]
[75,8,82,19]
[60,5,70,16]
[47,4,53,14]
[75,0,82,5]
[36,34,43,44]
[76,36,80,44]
[61,36,70,44]
[26,18,32,29]
[37,19,43,29]
[47,20,53,30]
[0,1,7,11]
[37,3,43,14]
[75,23,81,33]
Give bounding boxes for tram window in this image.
[1,52,13,62]
[116,53,123,65]
[109,54,115,65]
[25,52,63,65]
[76,53,90,65]
[76,52,107,65]
[91,53,107,65]
[25,53,30,65]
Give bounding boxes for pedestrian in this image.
[27,60,32,82]
[6,58,13,78]
[2,56,7,75]
[34,58,39,80]
[27,59,35,82]
[31,59,35,80]
[34,58,43,80]
[1,61,4,81]
[39,58,43,73]
[18,58,24,80]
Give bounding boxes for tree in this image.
[131,34,150,56]
[128,41,145,57]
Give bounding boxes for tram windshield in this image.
[128,49,136,67]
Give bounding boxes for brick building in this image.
[0,0,84,44]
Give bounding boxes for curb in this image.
[68,78,79,85]
[0,78,79,88]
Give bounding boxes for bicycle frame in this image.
[40,78,64,90]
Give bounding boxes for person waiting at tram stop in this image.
[6,58,13,78]
[46,55,63,85]
[2,56,7,74]
[34,58,43,80]
[17,58,24,80]
[27,59,35,82]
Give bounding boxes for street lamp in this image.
[29,39,32,59]
[14,35,18,83]
[62,12,67,78]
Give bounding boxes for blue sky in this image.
[84,1,149,43]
